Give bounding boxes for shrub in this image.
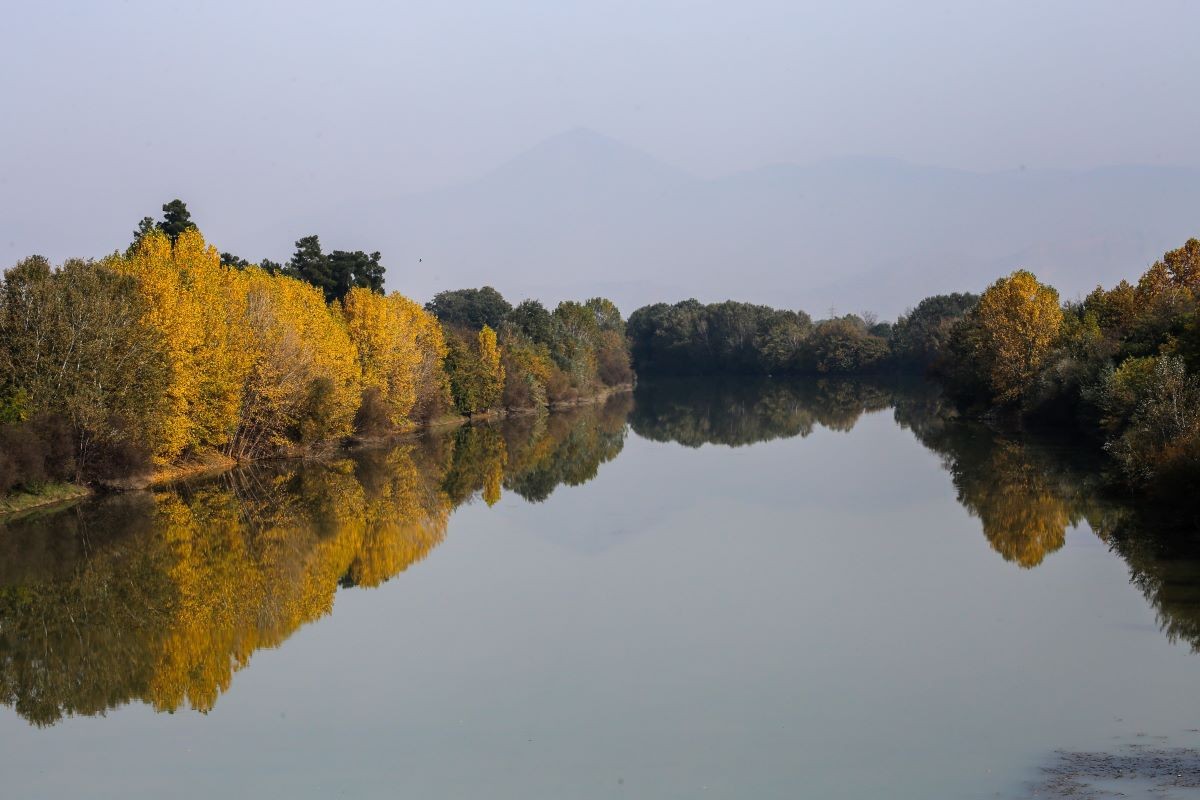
[353,386,393,437]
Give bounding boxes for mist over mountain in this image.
[351,128,1199,319]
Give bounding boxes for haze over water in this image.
[2,379,1198,799]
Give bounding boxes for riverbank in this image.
[0,384,635,520]
[0,483,93,517]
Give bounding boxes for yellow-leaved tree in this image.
[973,270,1063,404]
[230,269,362,458]
[477,324,505,409]
[107,228,252,462]
[342,288,443,429]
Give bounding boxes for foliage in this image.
[444,326,506,415]
[0,255,169,476]
[1100,356,1200,485]
[803,316,891,374]
[952,270,1062,406]
[628,299,897,376]
[108,228,253,462]
[284,235,386,303]
[425,286,512,330]
[1,212,631,496]
[889,292,979,371]
[0,398,634,725]
[342,287,443,428]
[230,267,361,456]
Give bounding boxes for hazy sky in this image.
[2,0,1198,295]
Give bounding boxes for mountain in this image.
[354,130,1200,318]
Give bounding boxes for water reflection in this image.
[3,380,1200,729]
[0,395,632,726]
[630,376,892,446]
[635,377,1200,652]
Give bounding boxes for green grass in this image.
[0,483,92,517]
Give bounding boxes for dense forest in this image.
[628,237,1200,492]
[0,201,633,500]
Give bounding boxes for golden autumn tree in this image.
[342,288,446,430]
[1163,238,1200,294]
[972,270,1063,404]
[107,228,252,461]
[229,269,362,458]
[477,325,505,410]
[412,309,453,422]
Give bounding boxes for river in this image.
[2,378,1198,798]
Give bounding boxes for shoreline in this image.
[0,483,94,518]
[0,384,635,520]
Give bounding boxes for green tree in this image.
[0,257,169,478]
[889,292,979,371]
[284,238,387,303]
[220,252,251,269]
[443,325,505,414]
[425,287,512,330]
[158,199,196,244]
[285,235,333,300]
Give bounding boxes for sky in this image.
[2,0,1198,307]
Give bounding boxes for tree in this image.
[284,237,386,303]
[508,299,558,345]
[971,270,1063,405]
[128,217,157,256]
[220,252,250,269]
[0,256,169,477]
[327,249,385,301]
[109,227,254,461]
[1163,238,1200,294]
[229,268,362,457]
[342,288,441,428]
[803,317,889,374]
[285,235,333,300]
[425,287,512,330]
[158,199,195,244]
[443,325,505,414]
[889,292,979,371]
[477,325,505,409]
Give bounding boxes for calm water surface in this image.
[2,379,1199,799]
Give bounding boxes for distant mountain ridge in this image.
[346,128,1200,317]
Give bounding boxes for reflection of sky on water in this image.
[2,378,1199,800]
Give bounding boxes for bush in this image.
[84,420,152,482]
[295,378,340,445]
[0,414,78,494]
[596,331,634,386]
[545,368,578,404]
[32,414,75,479]
[353,386,392,437]
[1102,356,1200,485]
[0,423,49,491]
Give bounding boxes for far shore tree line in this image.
[0,201,633,497]
[627,235,1200,492]
[2,198,1197,498]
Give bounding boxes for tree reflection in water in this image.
[2,379,1199,727]
[0,394,632,726]
[638,377,1200,652]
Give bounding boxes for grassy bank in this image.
[0,483,93,517]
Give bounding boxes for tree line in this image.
[626,236,1200,492]
[0,201,633,497]
[626,295,983,376]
